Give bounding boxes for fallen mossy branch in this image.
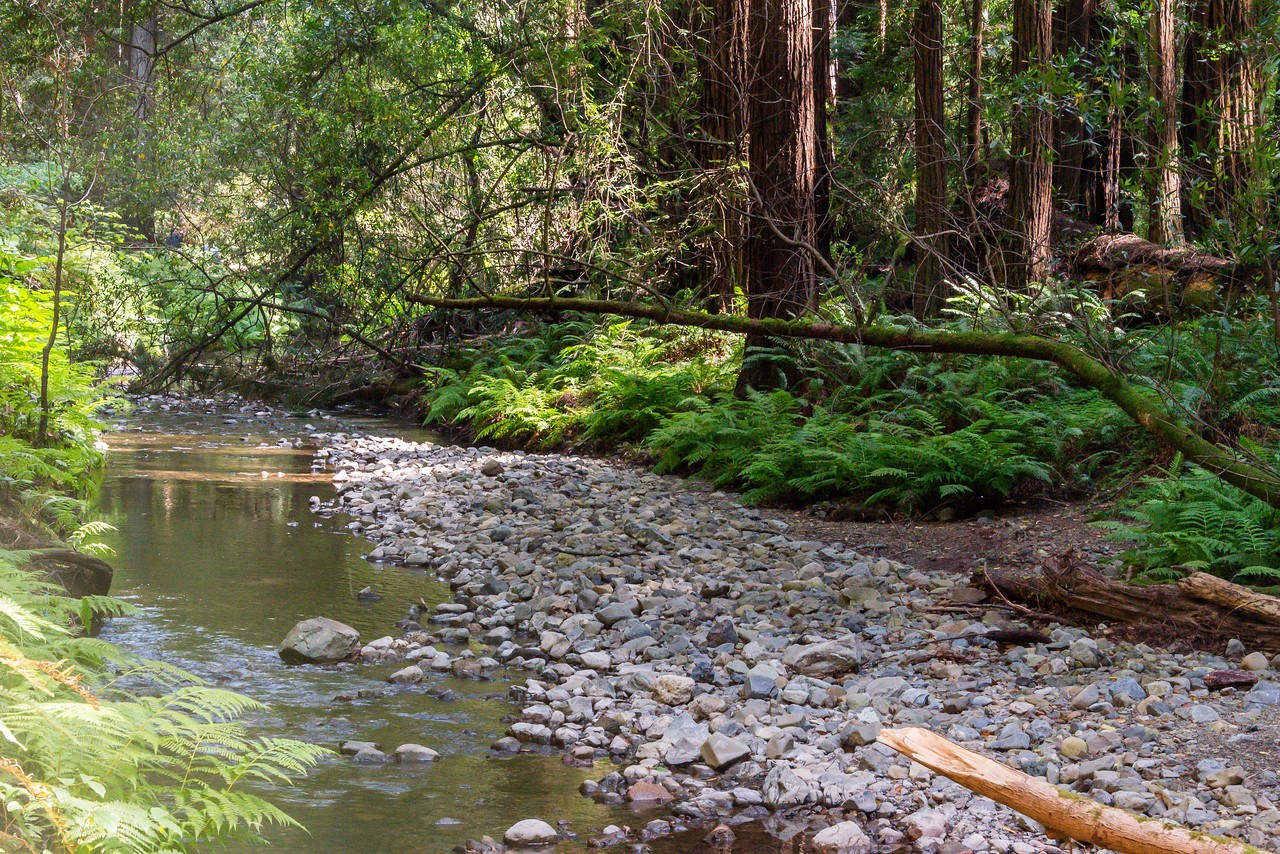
[409,294,1280,510]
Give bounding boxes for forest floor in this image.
[777,499,1126,582]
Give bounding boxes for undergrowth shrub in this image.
[0,550,327,851]
[422,319,735,446]
[1102,453,1280,586]
[421,314,1148,511]
[646,390,1055,510]
[0,246,114,526]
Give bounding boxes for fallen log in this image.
[979,558,1280,652]
[411,294,1280,510]
[879,726,1272,854]
[1071,233,1239,314]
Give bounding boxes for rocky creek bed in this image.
[301,430,1280,853]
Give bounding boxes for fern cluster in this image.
[421,315,1141,512]
[0,550,327,851]
[646,390,1055,509]
[422,318,736,447]
[1103,454,1280,585]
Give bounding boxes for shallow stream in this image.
[95,405,650,852]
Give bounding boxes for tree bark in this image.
[1008,0,1054,288]
[738,0,822,391]
[410,293,1280,509]
[963,0,985,194]
[1180,0,1262,240]
[125,12,159,239]
[814,0,836,263]
[913,0,949,318]
[693,0,750,311]
[1147,0,1183,246]
[1052,0,1097,215]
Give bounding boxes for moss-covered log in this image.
[409,293,1280,509]
[1072,233,1238,314]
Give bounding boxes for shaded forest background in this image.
[2,0,1280,587]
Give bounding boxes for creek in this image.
[94,404,651,852]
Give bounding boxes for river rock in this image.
[504,819,558,846]
[1243,652,1272,672]
[388,665,423,684]
[279,617,360,664]
[394,744,440,763]
[782,639,864,677]
[352,747,389,763]
[701,732,750,770]
[1204,669,1260,690]
[628,780,674,803]
[653,674,695,705]
[763,764,812,807]
[811,821,872,853]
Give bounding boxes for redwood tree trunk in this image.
[814,0,836,263]
[913,0,949,317]
[1147,0,1182,246]
[1052,0,1097,213]
[1180,0,1262,239]
[1007,0,1054,289]
[963,0,985,193]
[694,0,750,311]
[737,0,822,391]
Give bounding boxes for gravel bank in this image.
[313,432,1280,853]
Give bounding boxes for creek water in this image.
[94,406,652,852]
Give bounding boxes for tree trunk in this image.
[814,0,836,263]
[963,0,985,193]
[983,561,1280,652]
[1180,0,1262,240]
[1147,0,1182,246]
[413,293,1280,510]
[694,0,750,312]
[1052,0,1097,214]
[126,13,159,239]
[1007,0,1054,289]
[913,0,949,318]
[737,0,822,391]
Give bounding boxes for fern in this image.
[0,551,327,851]
[1105,455,1280,586]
